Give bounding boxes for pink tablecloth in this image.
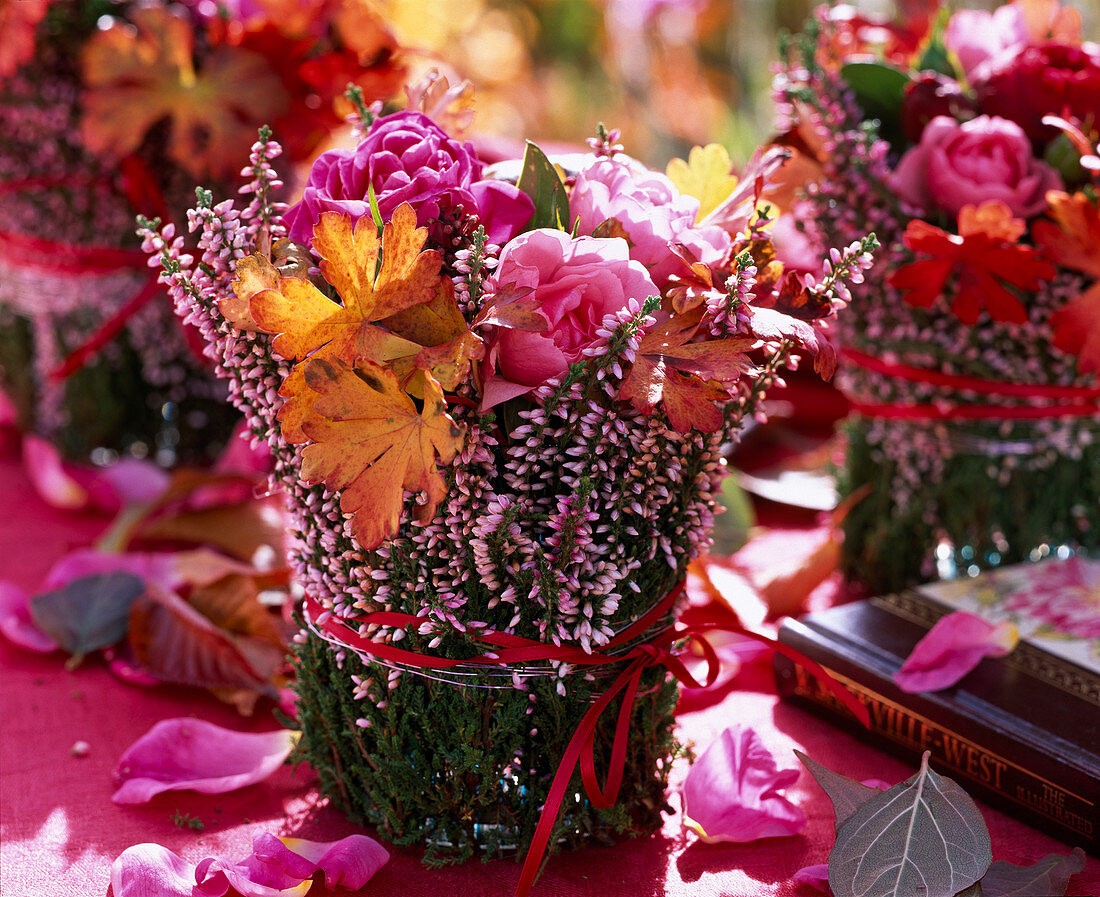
[2,445,1097,897]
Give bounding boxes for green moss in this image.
[839,418,1100,594]
[291,628,683,865]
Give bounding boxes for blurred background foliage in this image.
[375,0,1099,169]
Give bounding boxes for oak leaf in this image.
[80,6,287,179]
[1031,191,1100,371]
[620,307,755,432]
[295,357,465,550]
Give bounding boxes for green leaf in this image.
[516,140,569,231]
[711,475,755,554]
[913,6,956,78]
[30,572,146,665]
[840,62,909,140]
[794,750,879,829]
[979,848,1086,897]
[829,752,992,897]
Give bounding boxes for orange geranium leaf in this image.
[666,144,740,222]
[1034,192,1100,371]
[620,307,755,432]
[0,0,48,78]
[295,358,465,550]
[224,254,283,331]
[1033,191,1100,278]
[80,6,287,179]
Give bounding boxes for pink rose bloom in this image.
[944,7,1027,78]
[481,229,658,407]
[569,157,732,287]
[892,115,1062,218]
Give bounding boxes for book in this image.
[774,557,1100,854]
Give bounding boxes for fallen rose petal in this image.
[110,843,195,897]
[104,647,162,687]
[683,725,806,842]
[112,718,298,804]
[23,435,88,510]
[794,863,831,894]
[273,833,390,888]
[43,548,179,593]
[98,457,171,506]
[194,854,311,897]
[893,611,1018,693]
[0,580,58,653]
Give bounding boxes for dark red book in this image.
[774,559,1100,854]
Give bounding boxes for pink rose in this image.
[481,229,658,407]
[892,115,1062,218]
[944,7,1027,78]
[569,157,732,287]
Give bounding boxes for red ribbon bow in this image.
[306,584,868,896]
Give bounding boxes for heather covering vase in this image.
[145,106,867,873]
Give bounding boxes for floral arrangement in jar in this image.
[774,0,1100,593]
[0,0,404,464]
[140,99,873,892]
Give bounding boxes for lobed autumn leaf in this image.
[80,6,287,180]
[1034,191,1100,372]
[295,357,465,550]
[666,144,740,223]
[227,204,481,440]
[620,306,755,432]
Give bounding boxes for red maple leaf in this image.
[889,216,1056,326]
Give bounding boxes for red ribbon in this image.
[1,172,171,381]
[305,586,869,896]
[841,348,1100,421]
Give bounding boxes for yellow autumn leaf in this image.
[666,144,740,223]
[80,6,288,180]
[296,357,465,550]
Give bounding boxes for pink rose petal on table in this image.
[42,548,179,593]
[192,833,388,896]
[682,725,806,842]
[112,718,298,804]
[893,610,1018,693]
[110,843,195,897]
[23,435,89,510]
[794,863,831,893]
[0,580,58,652]
[97,457,171,506]
[272,834,390,888]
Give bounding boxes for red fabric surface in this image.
[2,444,1097,897]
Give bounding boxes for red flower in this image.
[976,43,1100,146]
[889,202,1056,325]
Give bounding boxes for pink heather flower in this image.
[568,157,733,287]
[891,115,1062,219]
[283,111,532,246]
[944,6,1028,78]
[480,229,658,407]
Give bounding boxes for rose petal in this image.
[98,457,171,506]
[794,863,832,894]
[110,843,195,897]
[273,833,390,888]
[112,719,298,804]
[22,435,88,510]
[0,580,58,653]
[682,725,807,842]
[42,548,179,593]
[893,611,1019,693]
[195,855,311,897]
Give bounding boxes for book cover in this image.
[774,557,1100,853]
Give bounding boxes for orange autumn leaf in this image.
[295,357,465,550]
[0,0,48,79]
[1034,191,1100,371]
[619,307,755,433]
[81,6,287,179]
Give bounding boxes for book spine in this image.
[774,651,1099,853]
